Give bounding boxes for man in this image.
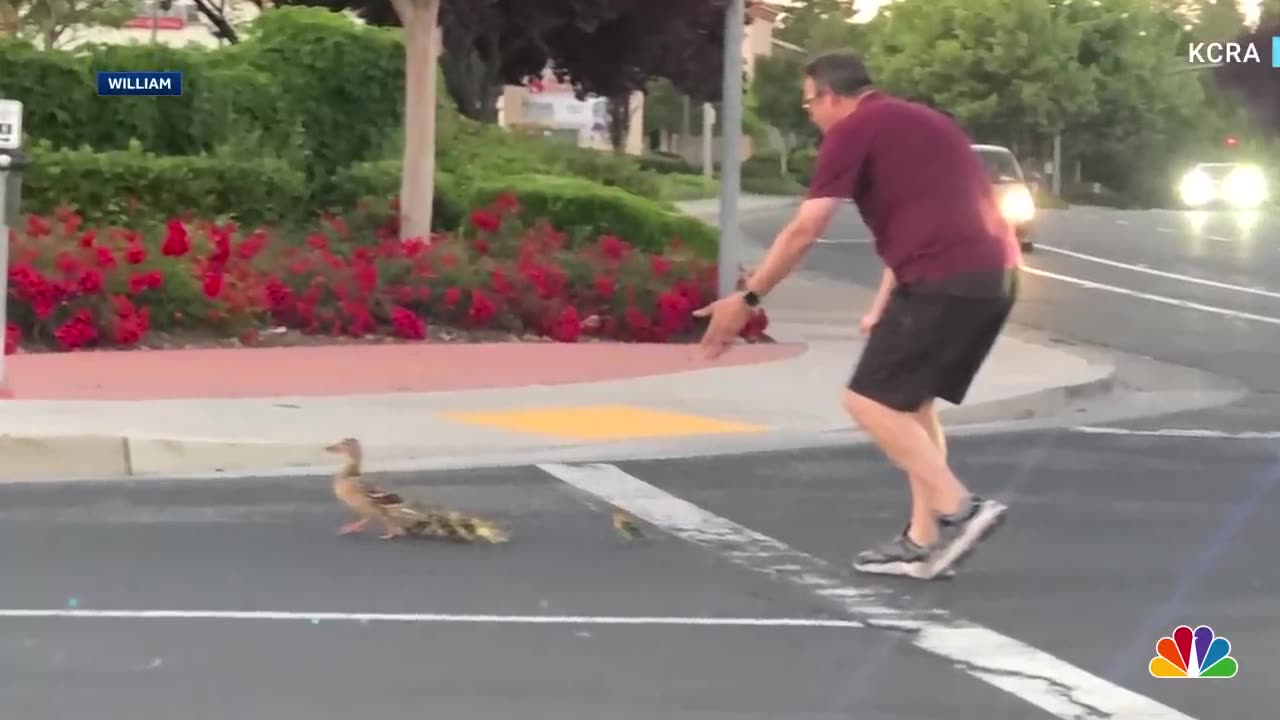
[693,52,1019,580]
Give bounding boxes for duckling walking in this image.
[612,510,645,541]
[324,438,509,544]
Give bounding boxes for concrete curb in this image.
[0,362,1118,484]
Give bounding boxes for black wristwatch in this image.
[742,290,761,307]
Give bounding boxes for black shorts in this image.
[848,272,1018,412]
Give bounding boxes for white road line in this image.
[817,237,870,244]
[1035,244,1280,299]
[0,609,865,628]
[1116,220,1129,225]
[1020,265,1280,326]
[539,462,1198,720]
[1157,227,1174,233]
[1207,235,1232,243]
[1073,426,1280,439]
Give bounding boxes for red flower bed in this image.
[4,193,769,353]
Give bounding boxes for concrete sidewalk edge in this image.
[0,363,1117,484]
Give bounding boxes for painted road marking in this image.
[1208,235,1231,243]
[1158,227,1174,233]
[442,405,766,441]
[1036,244,1280,298]
[1073,426,1280,439]
[0,609,864,628]
[1020,265,1280,326]
[817,237,871,244]
[539,462,1198,720]
[1116,219,1129,225]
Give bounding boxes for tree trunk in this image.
[607,93,631,153]
[392,0,441,242]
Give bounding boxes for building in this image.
[497,1,786,157]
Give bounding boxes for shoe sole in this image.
[920,502,1007,580]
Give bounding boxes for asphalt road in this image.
[3,433,1275,720]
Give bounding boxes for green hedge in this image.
[330,160,466,233]
[23,141,308,226]
[468,174,718,258]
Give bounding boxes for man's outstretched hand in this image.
[692,293,754,360]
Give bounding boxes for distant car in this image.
[1177,162,1268,210]
[972,144,1037,252]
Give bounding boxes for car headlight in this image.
[1000,185,1035,224]
[1223,166,1267,208]
[1178,170,1214,207]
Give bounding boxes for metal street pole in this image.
[0,98,24,392]
[716,0,744,299]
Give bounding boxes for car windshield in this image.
[975,148,1024,183]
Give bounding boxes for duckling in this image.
[612,509,645,541]
[324,438,510,544]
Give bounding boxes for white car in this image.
[972,144,1037,251]
[1177,162,1268,209]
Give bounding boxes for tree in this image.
[1192,0,1246,42]
[5,0,135,49]
[863,0,1095,151]
[1060,0,1213,204]
[774,0,864,52]
[752,53,816,156]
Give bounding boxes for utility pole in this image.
[716,0,744,299]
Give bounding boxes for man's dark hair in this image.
[804,52,873,97]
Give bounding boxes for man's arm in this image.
[741,197,842,297]
[867,266,896,317]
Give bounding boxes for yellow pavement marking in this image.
[441,404,768,440]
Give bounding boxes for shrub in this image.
[466,174,719,259]
[638,152,702,175]
[329,161,466,233]
[4,196,768,353]
[437,119,663,198]
[22,141,308,227]
[789,146,818,186]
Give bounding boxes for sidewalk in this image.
[0,194,1115,481]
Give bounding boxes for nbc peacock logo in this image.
[1149,625,1238,678]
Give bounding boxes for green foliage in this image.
[222,7,405,199]
[775,0,865,52]
[467,174,718,258]
[23,140,309,226]
[752,54,816,146]
[435,116,663,197]
[331,160,467,233]
[866,0,1095,145]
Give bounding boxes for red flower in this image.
[466,289,498,327]
[493,192,520,213]
[95,246,117,269]
[77,269,104,294]
[597,235,630,261]
[78,230,96,248]
[473,238,491,255]
[390,306,427,340]
[5,323,21,355]
[650,255,672,278]
[442,286,463,308]
[125,244,147,265]
[202,271,224,299]
[162,220,191,256]
[470,210,501,233]
[593,275,615,298]
[53,310,99,350]
[547,305,581,343]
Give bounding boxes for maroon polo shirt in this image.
[806,92,1020,294]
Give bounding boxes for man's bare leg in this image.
[905,399,947,546]
[843,390,971,519]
